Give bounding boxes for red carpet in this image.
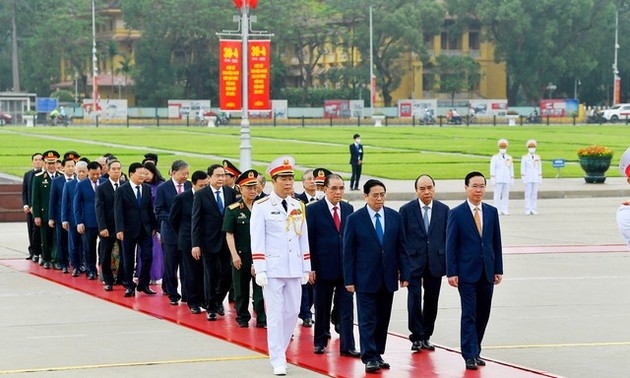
[1,259,561,378]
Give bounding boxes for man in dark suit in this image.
[170,170,209,314]
[191,164,236,320]
[446,171,503,370]
[96,159,124,290]
[49,157,76,272]
[295,168,317,328]
[348,133,364,191]
[343,179,409,373]
[22,152,42,262]
[400,174,450,352]
[61,160,88,276]
[74,161,103,280]
[255,174,267,200]
[155,160,191,305]
[115,162,159,297]
[307,172,359,357]
[32,150,60,269]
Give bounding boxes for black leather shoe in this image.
[71,269,80,277]
[139,287,156,295]
[53,263,62,270]
[207,312,217,321]
[340,350,360,358]
[256,322,267,328]
[237,321,249,328]
[411,340,422,351]
[302,318,313,327]
[32,255,40,262]
[465,359,478,370]
[216,304,225,316]
[420,340,435,351]
[169,298,179,305]
[62,267,69,274]
[313,345,325,354]
[104,284,113,291]
[44,262,51,269]
[365,360,381,373]
[377,358,390,369]
[87,272,97,280]
[123,288,135,297]
[26,255,33,260]
[475,356,486,366]
[190,307,202,314]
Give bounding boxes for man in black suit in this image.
[446,171,503,370]
[296,169,317,204]
[191,164,236,320]
[170,170,209,314]
[155,160,191,305]
[348,133,364,191]
[255,174,267,200]
[22,152,43,261]
[48,157,76,272]
[400,174,450,352]
[343,179,409,373]
[307,172,359,357]
[96,159,124,291]
[295,168,317,328]
[115,162,158,297]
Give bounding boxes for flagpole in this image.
[92,0,98,115]
[240,2,251,170]
[369,5,374,115]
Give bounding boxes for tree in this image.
[434,55,481,106]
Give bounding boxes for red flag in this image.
[249,0,258,8]
[233,0,243,8]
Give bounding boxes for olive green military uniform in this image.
[31,170,58,265]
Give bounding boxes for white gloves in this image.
[255,272,268,287]
[302,272,310,285]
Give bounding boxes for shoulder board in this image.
[255,196,269,204]
[341,198,350,203]
[228,201,241,210]
[35,171,45,177]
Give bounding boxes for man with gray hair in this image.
[61,160,88,276]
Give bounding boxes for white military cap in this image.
[498,139,508,147]
[619,146,630,177]
[526,139,537,147]
[266,156,295,177]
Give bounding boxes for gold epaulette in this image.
[255,196,269,204]
[228,201,241,210]
[35,171,45,177]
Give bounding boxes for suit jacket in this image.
[169,189,194,253]
[49,175,74,222]
[22,168,40,207]
[95,180,118,234]
[446,201,503,283]
[74,178,103,228]
[399,199,449,278]
[155,180,192,245]
[61,179,78,226]
[343,206,409,293]
[349,143,364,165]
[306,199,353,281]
[114,181,158,239]
[191,185,236,253]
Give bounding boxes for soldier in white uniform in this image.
[490,139,514,215]
[251,156,311,376]
[521,139,543,215]
[616,147,630,250]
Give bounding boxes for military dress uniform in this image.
[31,150,60,268]
[251,156,311,375]
[521,139,543,215]
[490,139,514,215]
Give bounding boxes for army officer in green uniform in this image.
[222,169,267,328]
[31,150,60,268]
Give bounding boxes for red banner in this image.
[248,40,271,111]
[614,75,621,105]
[219,40,242,111]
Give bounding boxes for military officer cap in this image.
[267,156,295,177]
[63,151,81,161]
[527,139,537,147]
[223,159,241,177]
[497,139,509,148]
[143,153,158,164]
[42,150,60,163]
[313,167,332,186]
[619,146,630,177]
[236,169,259,187]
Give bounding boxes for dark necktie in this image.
[281,199,288,212]
[375,213,384,244]
[135,185,142,207]
[332,206,341,232]
[215,190,224,214]
[114,182,118,190]
[309,197,316,203]
[423,205,430,233]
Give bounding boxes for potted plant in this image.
[23,110,37,127]
[577,145,613,183]
[506,110,519,126]
[372,111,385,127]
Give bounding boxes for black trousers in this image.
[162,242,182,301]
[314,277,355,352]
[201,247,232,312]
[26,212,41,256]
[356,286,394,364]
[350,163,362,189]
[121,231,153,290]
[54,223,69,268]
[82,227,99,275]
[407,272,442,342]
[181,246,204,309]
[99,234,121,285]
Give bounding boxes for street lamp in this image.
[546,82,556,99]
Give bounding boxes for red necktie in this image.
[177,183,183,194]
[333,206,341,232]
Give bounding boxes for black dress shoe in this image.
[465,359,478,370]
[313,345,325,354]
[190,307,202,314]
[104,284,113,291]
[420,340,435,351]
[169,298,179,305]
[87,272,97,280]
[43,262,51,269]
[475,356,486,366]
[71,269,80,277]
[216,304,225,316]
[139,287,156,295]
[237,321,249,328]
[62,267,69,274]
[377,358,390,369]
[26,255,33,260]
[411,340,422,351]
[302,318,313,327]
[123,288,135,297]
[256,322,267,328]
[365,360,381,373]
[53,263,62,270]
[207,312,217,321]
[32,255,40,262]
[340,350,361,358]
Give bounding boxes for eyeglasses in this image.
[468,185,486,190]
[326,186,345,191]
[368,192,386,199]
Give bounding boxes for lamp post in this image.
[612,9,620,105]
[91,0,99,117]
[238,1,251,170]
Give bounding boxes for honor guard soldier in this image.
[489,139,514,215]
[223,159,241,192]
[222,169,266,328]
[32,150,60,268]
[616,147,630,250]
[313,167,331,200]
[251,156,311,376]
[521,139,542,215]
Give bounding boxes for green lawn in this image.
[1,124,626,179]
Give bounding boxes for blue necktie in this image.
[375,213,384,244]
[423,205,430,233]
[135,185,142,207]
[215,190,224,214]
